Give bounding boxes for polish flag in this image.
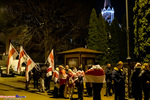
[7,43,19,74]
[52,70,59,83]
[47,49,54,71]
[17,46,28,74]
[46,65,52,77]
[84,65,105,83]
[25,57,36,81]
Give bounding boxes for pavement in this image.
[0,75,135,100]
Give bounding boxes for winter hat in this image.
[59,65,65,69]
[56,67,59,71]
[134,62,141,69]
[117,61,123,65]
[68,69,72,73]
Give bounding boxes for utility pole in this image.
[125,0,131,98]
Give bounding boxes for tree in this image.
[2,0,93,62]
[87,8,108,65]
[109,18,122,63]
[133,0,150,62]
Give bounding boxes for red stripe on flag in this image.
[26,59,32,71]
[20,50,26,58]
[7,48,17,73]
[49,52,54,60]
[47,67,52,72]
[85,69,105,76]
[17,50,26,71]
[9,48,16,58]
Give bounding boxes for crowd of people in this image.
[25,61,150,100]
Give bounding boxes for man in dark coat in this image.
[76,66,85,100]
[131,62,142,100]
[112,61,125,100]
[33,67,40,89]
[86,64,93,97]
[104,63,112,96]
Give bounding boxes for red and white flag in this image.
[47,49,54,71]
[7,43,19,74]
[52,70,59,83]
[84,65,105,83]
[17,46,28,74]
[46,65,52,77]
[25,57,36,81]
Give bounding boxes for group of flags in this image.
[7,43,54,81]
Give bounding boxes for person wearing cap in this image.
[112,61,125,100]
[139,63,150,100]
[131,62,142,100]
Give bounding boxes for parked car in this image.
[0,66,15,77]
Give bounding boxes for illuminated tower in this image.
[101,0,114,24]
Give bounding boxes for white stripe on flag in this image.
[84,75,105,83]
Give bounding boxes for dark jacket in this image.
[112,67,125,86]
[40,66,47,79]
[105,67,112,82]
[139,69,150,90]
[131,68,142,96]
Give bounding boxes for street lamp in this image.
[125,0,131,98]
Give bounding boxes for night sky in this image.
[95,0,135,23]
[0,0,135,24]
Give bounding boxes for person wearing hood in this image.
[112,61,125,100]
[139,63,150,100]
[131,62,142,100]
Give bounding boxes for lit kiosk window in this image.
[101,0,114,25]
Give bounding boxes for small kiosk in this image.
[58,47,103,71]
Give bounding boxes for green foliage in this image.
[109,18,122,63]
[87,8,108,65]
[133,0,150,62]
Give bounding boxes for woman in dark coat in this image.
[139,63,150,100]
[131,62,142,100]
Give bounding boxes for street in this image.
[0,76,115,100]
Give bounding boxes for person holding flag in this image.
[52,67,59,97]
[45,49,54,92]
[84,64,105,100]
[7,43,19,74]
[45,63,52,93]
[59,65,67,98]
[25,56,36,91]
